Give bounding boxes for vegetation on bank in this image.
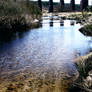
[67,12,92,23]
[66,11,92,92]
[69,53,92,92]
[79,24,92,36]
[0,0,41,40]
[78,12,92,36]
[64,11,92,36]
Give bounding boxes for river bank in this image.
[43,12,92,36]
[59,12,92,92]
[69,12,92,92]
[68,53,92,92]
[0,15,41,41]
[0,15,82,92]
[43,12,92,92]
[0,11,92,92]
[0,0,41,41]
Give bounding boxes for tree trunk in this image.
[49,0,53,12]
[38,0,42,11]
[71,0,75,11]
[80,0,88,10]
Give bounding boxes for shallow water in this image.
[0,16,92,91]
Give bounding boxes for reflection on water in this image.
[49,17,53,27]
[0,16,92,90]
[60,20,64,26]
[70,20,75,26]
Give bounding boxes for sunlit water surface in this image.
[0,16,92,82]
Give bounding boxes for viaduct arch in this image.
[38,0,88,12]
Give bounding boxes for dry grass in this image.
[69,53,92,92]
[75,53,92,80]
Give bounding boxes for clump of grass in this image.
[82,11,89,19]
[75,53,92,81]
[79,24,92,36]
[69,53,92,92]
[68,13,83,23]
[76,60,89,81]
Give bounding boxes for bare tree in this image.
[38,0,42,11]
[80,0,88,10]
[70,0,75,11]
[49,0,53,12]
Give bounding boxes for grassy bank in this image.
[71,12,92,36]
[69,53,92,92]
[58,11,92,36]
[49,11,92,92]
[0,0,41,40]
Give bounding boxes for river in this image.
[0,15,92,92]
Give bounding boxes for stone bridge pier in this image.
[38,0,88,12]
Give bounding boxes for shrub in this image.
[0,1,23,16]
[0,0,41,17]
[0,0,41,40]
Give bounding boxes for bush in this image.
[0,0,41,40]
[0,1,41,17]
[0,1,23,16]
[0,1,41,28]
[25,2,42,17]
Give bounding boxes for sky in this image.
[33,0,92,5]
